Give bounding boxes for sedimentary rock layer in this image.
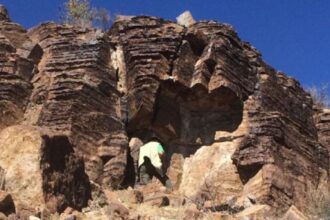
[27,23,127,188]
[0,8,39,131]
[0,6,328,217]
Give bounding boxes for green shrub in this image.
[62,0,111,30]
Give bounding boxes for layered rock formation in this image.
[0,5,329,219]
[315,108,330,152]
[27,22,127,189]
[0,5,38,131]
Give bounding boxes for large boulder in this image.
[0,125,91,216]
[0,126,44,214]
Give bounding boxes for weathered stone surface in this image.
[0,126,44,214]
[80,204,129,220]
[0,212,7,220]
[166,153,184,190]
[0,125,90,214]
[109,16,185,137]
[0,9,38,131]
[234,204,271,219]
[183,204,200,220]
[232,70,328,214]
[315,108,330,154]
[179,107,248,204]
[104,201,129,219]
[27,22,127,189]
[0,167,4,191]
[281,205,308,220]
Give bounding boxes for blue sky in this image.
[1,0,329,94]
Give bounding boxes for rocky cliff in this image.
[0,6,329,220]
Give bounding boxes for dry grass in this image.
[306,83,330,108]
[306,185,330,220]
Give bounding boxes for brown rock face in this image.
[315,108,330,153]
[0,11,38,131]
[27,23,127,189]
[0,5,328,217]
[231,71,328,214]
[108,16,328,215]
[0,125,90,215]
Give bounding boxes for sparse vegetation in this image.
[61,0,111,30]
[306,185,330,219]
[306,83,330,108]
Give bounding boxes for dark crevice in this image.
[42,136,73,172]
[0,193,15,216]
[185,32,207,57]
[237,163,263,184]
[41,135,91,212]
[205,58,216,75]
[168,27,187,76]
[101,155,112,165]
[28,44,44,65]
[121,147,136,188]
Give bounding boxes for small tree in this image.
[306,83,330,108]
[62,0,111,30]
[63,0,94,28]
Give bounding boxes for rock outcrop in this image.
[0,6,328,219]
[315,108,330,153]
[0,5,39,131]
[109,16,328,216]
[26,22,128,190]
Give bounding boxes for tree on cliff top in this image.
[306,83,330,108]
[62,0,111,30]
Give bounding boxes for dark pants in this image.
[138,158,172,189]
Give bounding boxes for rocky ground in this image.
[0,6,329,220]
[16,180,302,220]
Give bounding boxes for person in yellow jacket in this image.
[138,137,172,188]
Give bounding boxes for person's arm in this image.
[156,143,166,172]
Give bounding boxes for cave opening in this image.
[154,82,243,168]
[125,80,243,187]
[237,163,263,184]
